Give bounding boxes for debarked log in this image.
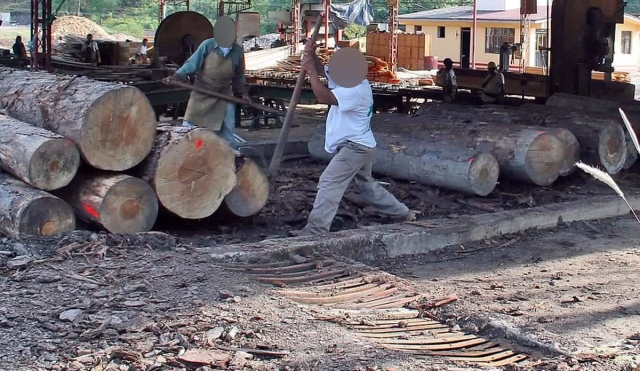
[308,125,500,196]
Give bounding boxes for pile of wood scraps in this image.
[366,56,401,84]
[0,68,270,238]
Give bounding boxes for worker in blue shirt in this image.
[165,36,250,143]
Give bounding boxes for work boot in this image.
[288,227,324,238]
[392,210,418,223]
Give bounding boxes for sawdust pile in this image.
[51,16,138,42]
[52,16,112,40]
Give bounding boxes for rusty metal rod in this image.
[268,14,324,178]
[168,79,286,117]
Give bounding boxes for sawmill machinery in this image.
[549,0,626,97]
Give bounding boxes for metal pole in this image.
[324,0,330,47]
[471,0,477,69]
[545,0,550,98]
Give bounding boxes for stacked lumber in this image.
[246,48,404,85]
[0,68,270,238]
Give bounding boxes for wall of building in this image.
[402,19,528,68]
[613,21,640,71]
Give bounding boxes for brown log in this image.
[0,173,76,239]
[132,126,237,219]
[0,69,157,171]
[419,103,625,175]
[55,172,158,234]
[223,157,270,217]
[372,114,565,186]
[308,125,500,196]
[0,112,80,190]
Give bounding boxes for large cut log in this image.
[418,103,625,175]
[308,125,500,196]
[0,173,76,238]
[0,112,80,190]
[0,69,157,171]
[371,114,565,186]
[133,126,237,219]
[56,173,159,234]
[223,157,270,217]
[624,137,638,170]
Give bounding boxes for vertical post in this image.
[43,0,52,71]
[387,0,398,73]
[292,0,301,53]
[471,0,477,69]
[324,0,330,47]
[545,0,550,98]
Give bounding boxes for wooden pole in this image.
[268,14,324,178]
[168,80,286,117]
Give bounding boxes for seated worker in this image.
[435,58,457,102]
[480,61,505,104]
[12,36,27,58]
[134,38,149,62]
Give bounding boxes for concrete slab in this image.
[207,194,640,264]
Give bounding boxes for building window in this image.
[437,26,445,38]
[399,24,407,32]
[621,30,632,54]
[415,25,422,33]
[485,27,515,54]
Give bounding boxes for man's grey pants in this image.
[304,141,410,234]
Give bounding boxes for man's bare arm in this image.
[308,72,337,105]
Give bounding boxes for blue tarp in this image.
[328,0,374,30]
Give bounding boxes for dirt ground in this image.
[3,105,640,370]
[381,216,640,370]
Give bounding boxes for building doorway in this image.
[535,28,549,68]
[460,27,471,69]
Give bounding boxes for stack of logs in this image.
[308,101,634,197]
[0,68,270,239]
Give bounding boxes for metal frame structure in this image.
[292,0,301,52]
[218,0,253,17]
[519,13,530,73]
[158,0,190,24]
[30,0,53,71]
[387,0,398,72]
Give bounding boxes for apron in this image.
[184,50,235,131]
[84,42,96,63]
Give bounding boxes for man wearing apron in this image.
[81,34,101,65]
[168,36,249,143]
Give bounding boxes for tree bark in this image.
[372,114,565,186]
[0,112,80,191]
[308,125,500,196]
[131,126,237,219]
[624,138,638,170]
[0,69,157,171]
[223,156,270,217]
[418,103,626,175]
[0,173,76,239]
[55,172,159,234]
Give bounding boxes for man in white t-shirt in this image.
[289,42,416,236]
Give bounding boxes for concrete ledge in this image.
[208,195,640,264]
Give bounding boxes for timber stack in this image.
[0,68,271,238]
